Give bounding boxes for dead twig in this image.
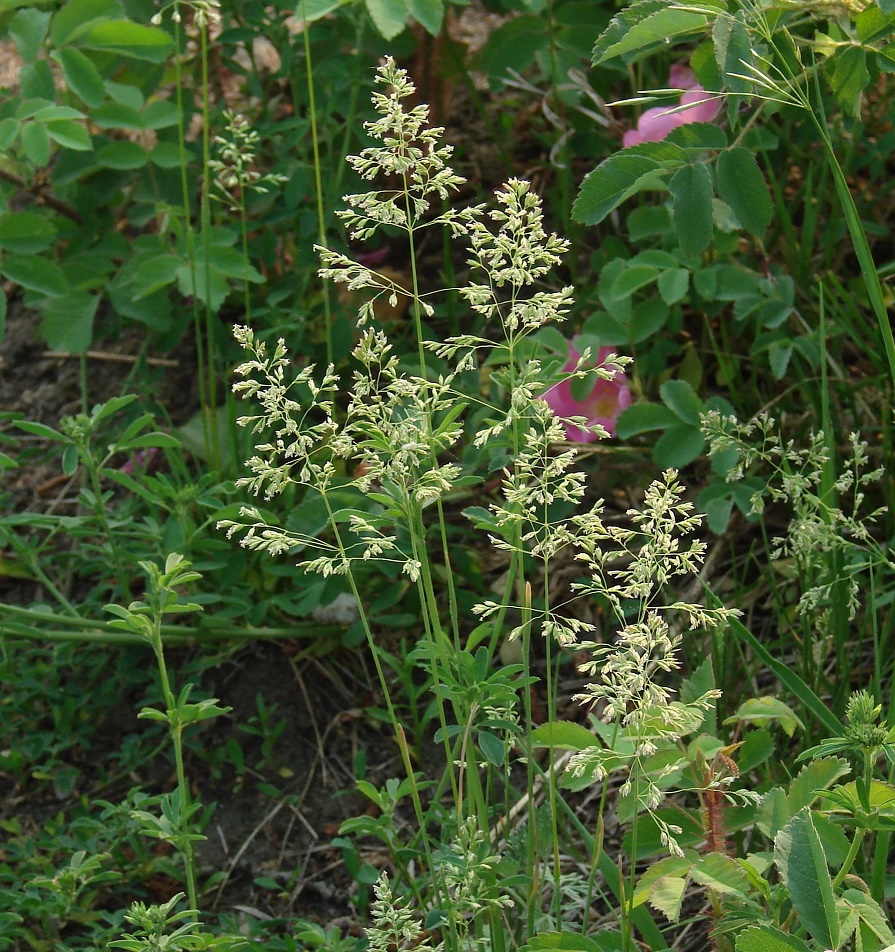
[0,168,83,224]
[43,350,179,368]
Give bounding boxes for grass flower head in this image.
[542,340,631,441]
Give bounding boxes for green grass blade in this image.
[538,760,671,950]
[807,115,895,390]
[723,613,843,736]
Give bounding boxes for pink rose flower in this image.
[543,341,632,442]
[623,65,720,148]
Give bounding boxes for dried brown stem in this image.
[0,168,82,224]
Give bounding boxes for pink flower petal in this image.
[669,64,697,90]
[635,104,690,144]
[622,66,719,149]
[679,86,720,124]
[543,343,631,442]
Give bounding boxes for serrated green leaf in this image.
[725,697,805,737]
[593,0,722,65]
[55,47,105,107]
[653,424,705,468]
[713,14,755,98]
[573,141,686,225]
[629,249,679,268]
[660,378,703,426]
[16,98,54,121]
[80,20,174,62]
[90,101,144,129]
[39,291,98,352]
[32,105,87,123]
[95,139,148,169]
[9,8,51,63]
[680,656,715,716]
[664,121,727,151]
[827,46,869,118]
[105,79,144,110]
[692,852,750,896]
[775,808,839,949]
[633,855,693,908]
[737,728,774,772]
[132,254,181,299]
[0,212,57,254]
[295,0,350,21]
[141,99,179,130]
[22,121,51,166]
[856,4,895,45]
[702,493,733,533]
[788,758,851,814]
[693,265,717,299]
[598,257,632,320]
[206,245,264,282]
[878,42,895,72]
[670,161,713,256]
[735,925,811,952]
[0,117,19,150]
[842,888,895,944]
[478,16,548,83]
[627,204,672,240]
[758,786,791,838]
[629,297,669,342]
[365,0,407,39]
[150,142,185,168]
[3,254,67,295]
[592,0,665,63]
[176,261,230,313]
[50,0,120,46]
[523,929,626,952]
[615,402,679,438]
[717,147,772,237]
[21,60,55,100]
[610,264,659,299]
[45,119,92,151]
[647,874,687,922]
[530,721,597,750]
[658,267,689,304]
[406,0,442,34]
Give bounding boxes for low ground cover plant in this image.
[1,0,895,950]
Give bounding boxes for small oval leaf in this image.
[717,147,772,238]
[670,161,713,256]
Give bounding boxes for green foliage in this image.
[2,0,895,948]
[613,377,735,483]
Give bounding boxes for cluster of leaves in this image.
[2,0,895,947]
